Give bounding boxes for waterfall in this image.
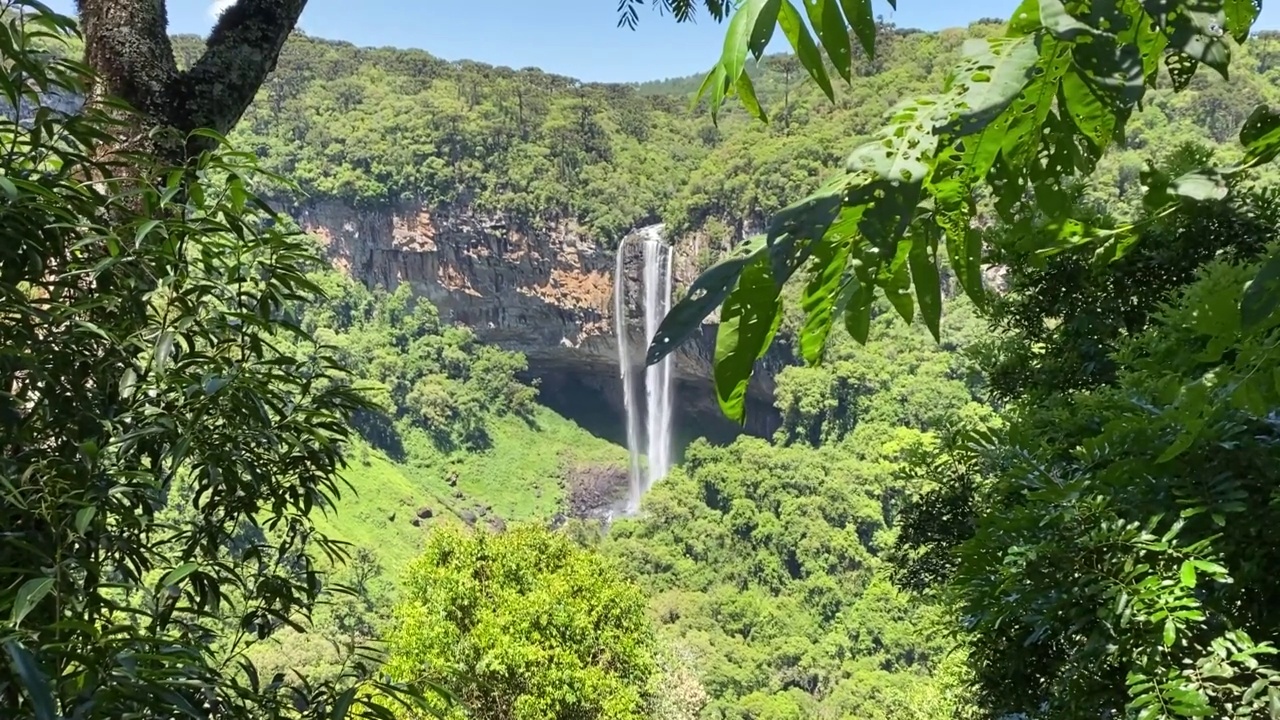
[614,227,676,513]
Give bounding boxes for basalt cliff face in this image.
[295,199,788,440]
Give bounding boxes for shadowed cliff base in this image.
[523,361,780,458]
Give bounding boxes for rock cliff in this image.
[295,199,788,440]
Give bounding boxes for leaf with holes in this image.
[1241,104,1280,168]
[1039,0,1099,40]
[766,174,853,286]
[1165,5,1230,79]
[779,0,835,100]
[646,236,767,366]
[714,254,783,423]
[1061,66,1119,154]
[936,36,1041,137]
[1000,38,1072,174]
[1165,50,1199,91]
[1073,40,1146,109]
[1224,0,1260,42]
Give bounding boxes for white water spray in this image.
[614,226,676,513]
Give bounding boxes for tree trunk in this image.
[75,0,307,163]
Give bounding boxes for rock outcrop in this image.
[295,199,788,439]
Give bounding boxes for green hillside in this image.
[17,4,1278,718]
[287,268,629,577]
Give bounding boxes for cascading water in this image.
[614,226,676,513]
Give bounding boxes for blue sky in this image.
[43,0,1280,83]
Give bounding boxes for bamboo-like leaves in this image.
[695,0,779,119]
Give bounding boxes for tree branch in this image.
[76,0,308,160]
[176,0,308,147]
[74,0,179,119]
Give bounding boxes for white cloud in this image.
[209,0,237,19]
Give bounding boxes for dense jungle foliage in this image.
[6,0,1280,719]
[189,21,1280,249]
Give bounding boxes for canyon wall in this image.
[295,199,789,438]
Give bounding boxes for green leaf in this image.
[766,174,853,287]
[1039,0,1099,40]
[736,72,768,122]
[0,176,17,200]
[839,274,875,344]
[847,103,934,184]
[908,229,942,342]
[1241,247,1280,332]
[937,36,1040,137]
[692,64,729,119]
[804,0,852,83]
[1007,0,1041,35]
[714,255,783,423]
[74,506,97,535]
[778,0,835,100]
[1224,0,1260,42]
[999,38,1072,173]
[798,211,860,364]
[162,562,199,588]
[1061,65,1119,154]
[134,219,162,246]
[1180,560,1197,588]
[838,0,876,59]
[1168,168,1229,202]
[3,641,56,720]
[722,0,781,86]
[1190,559,1229,576]
[883,242,915,324]
[11,577,54,627]
[1164,5,1230,79]
[646,236,767,366]
[330,687,358,719]
[1163,616,1176,646]
[1240,104,1280,168]
[1165,50,1199,91]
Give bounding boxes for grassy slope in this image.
[315,405,627,581]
